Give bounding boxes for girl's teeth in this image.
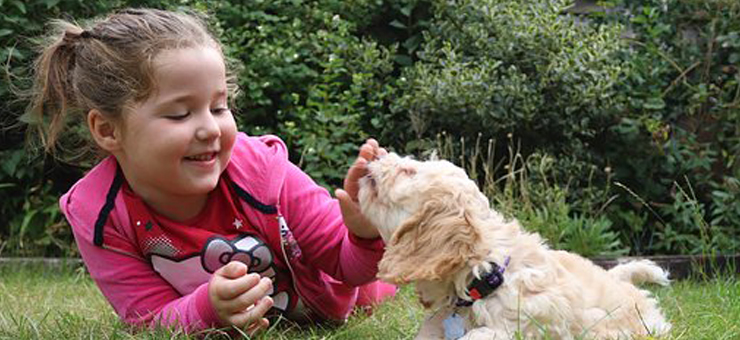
[187,153,214,161]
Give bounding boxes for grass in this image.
[0,264,738,339]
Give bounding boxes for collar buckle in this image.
[455,256,510,307]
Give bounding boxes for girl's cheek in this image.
[222,123,238,150]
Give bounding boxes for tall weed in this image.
[433,133,628,258]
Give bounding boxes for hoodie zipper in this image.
[275,210,332,321]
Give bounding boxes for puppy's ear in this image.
[378,197,482,284]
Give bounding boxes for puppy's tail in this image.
[608,259,670,286]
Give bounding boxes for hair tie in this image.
[63,30,96,43]
[62,30,78,43]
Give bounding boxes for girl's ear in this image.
[87,109,121,152]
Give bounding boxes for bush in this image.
[394,0,631,255]
[396,0,626,150]
[2,0,738,258]
[214,1,400,187]
[395,0,740,256]
[600,0,740,255]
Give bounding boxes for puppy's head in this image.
[358,153,491,285]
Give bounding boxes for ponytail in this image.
[28,22,85,153]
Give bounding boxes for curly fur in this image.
[358,153,671,339]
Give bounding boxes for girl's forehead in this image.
[145,46,227,103]
[153,46,224,75]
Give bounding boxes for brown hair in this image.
[27,8,225,159]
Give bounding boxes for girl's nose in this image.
[195,111,221,141]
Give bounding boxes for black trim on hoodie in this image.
[93,165,124,246]
[92,166,278,247]
[231,182,278,215]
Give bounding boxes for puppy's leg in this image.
[459,327,509,340]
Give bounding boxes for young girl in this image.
[28,8,395,334]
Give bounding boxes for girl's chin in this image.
[183,175,221,194]
[179,161,228,193]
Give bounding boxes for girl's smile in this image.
[184,151,220,169]
[185,152,218,162]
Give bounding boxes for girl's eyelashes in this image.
[211,107,230,115]
[166,112,191,120]
[163,107,229,120]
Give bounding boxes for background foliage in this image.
[0,0,738,258]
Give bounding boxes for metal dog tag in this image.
[443,312,466,340]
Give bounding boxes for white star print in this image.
[233,218,243,229]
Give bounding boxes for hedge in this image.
[0,0,737,257]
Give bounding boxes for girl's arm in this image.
[278,161,384,287]
[67,208,222,332]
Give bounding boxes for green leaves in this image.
[2,0,739,258]
[218,1,399,188]
[643,97,666,110]
[397,0,626,144]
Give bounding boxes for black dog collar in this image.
[455,257,510,307]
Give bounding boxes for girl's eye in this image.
[211,108,230,115]
[166,112,190,120]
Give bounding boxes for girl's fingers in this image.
[378,147,388,157]
[215,272,261,301]
[245,317,270,336]
[358,144,375,160]
[217,261,248,279]
[230,295,274,329]
[365,138,380,150]
[359,139,381,161]
[343,138,384,201]
[222,277,273,313]
[343,158,367,199]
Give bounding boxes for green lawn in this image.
[0,264,738,339]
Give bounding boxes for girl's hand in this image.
[209,261,273,334]
[336,138,388,239]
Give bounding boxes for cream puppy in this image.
[358,153,671,339]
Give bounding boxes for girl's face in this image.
[114,46,237,218]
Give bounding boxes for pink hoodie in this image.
[60,133,395,331]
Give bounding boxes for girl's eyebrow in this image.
[212,89,228,101]
[155,89,228,107]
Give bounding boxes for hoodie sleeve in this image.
[228,133,385,287]
[61,184,222,332]
[278,161,385,287]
